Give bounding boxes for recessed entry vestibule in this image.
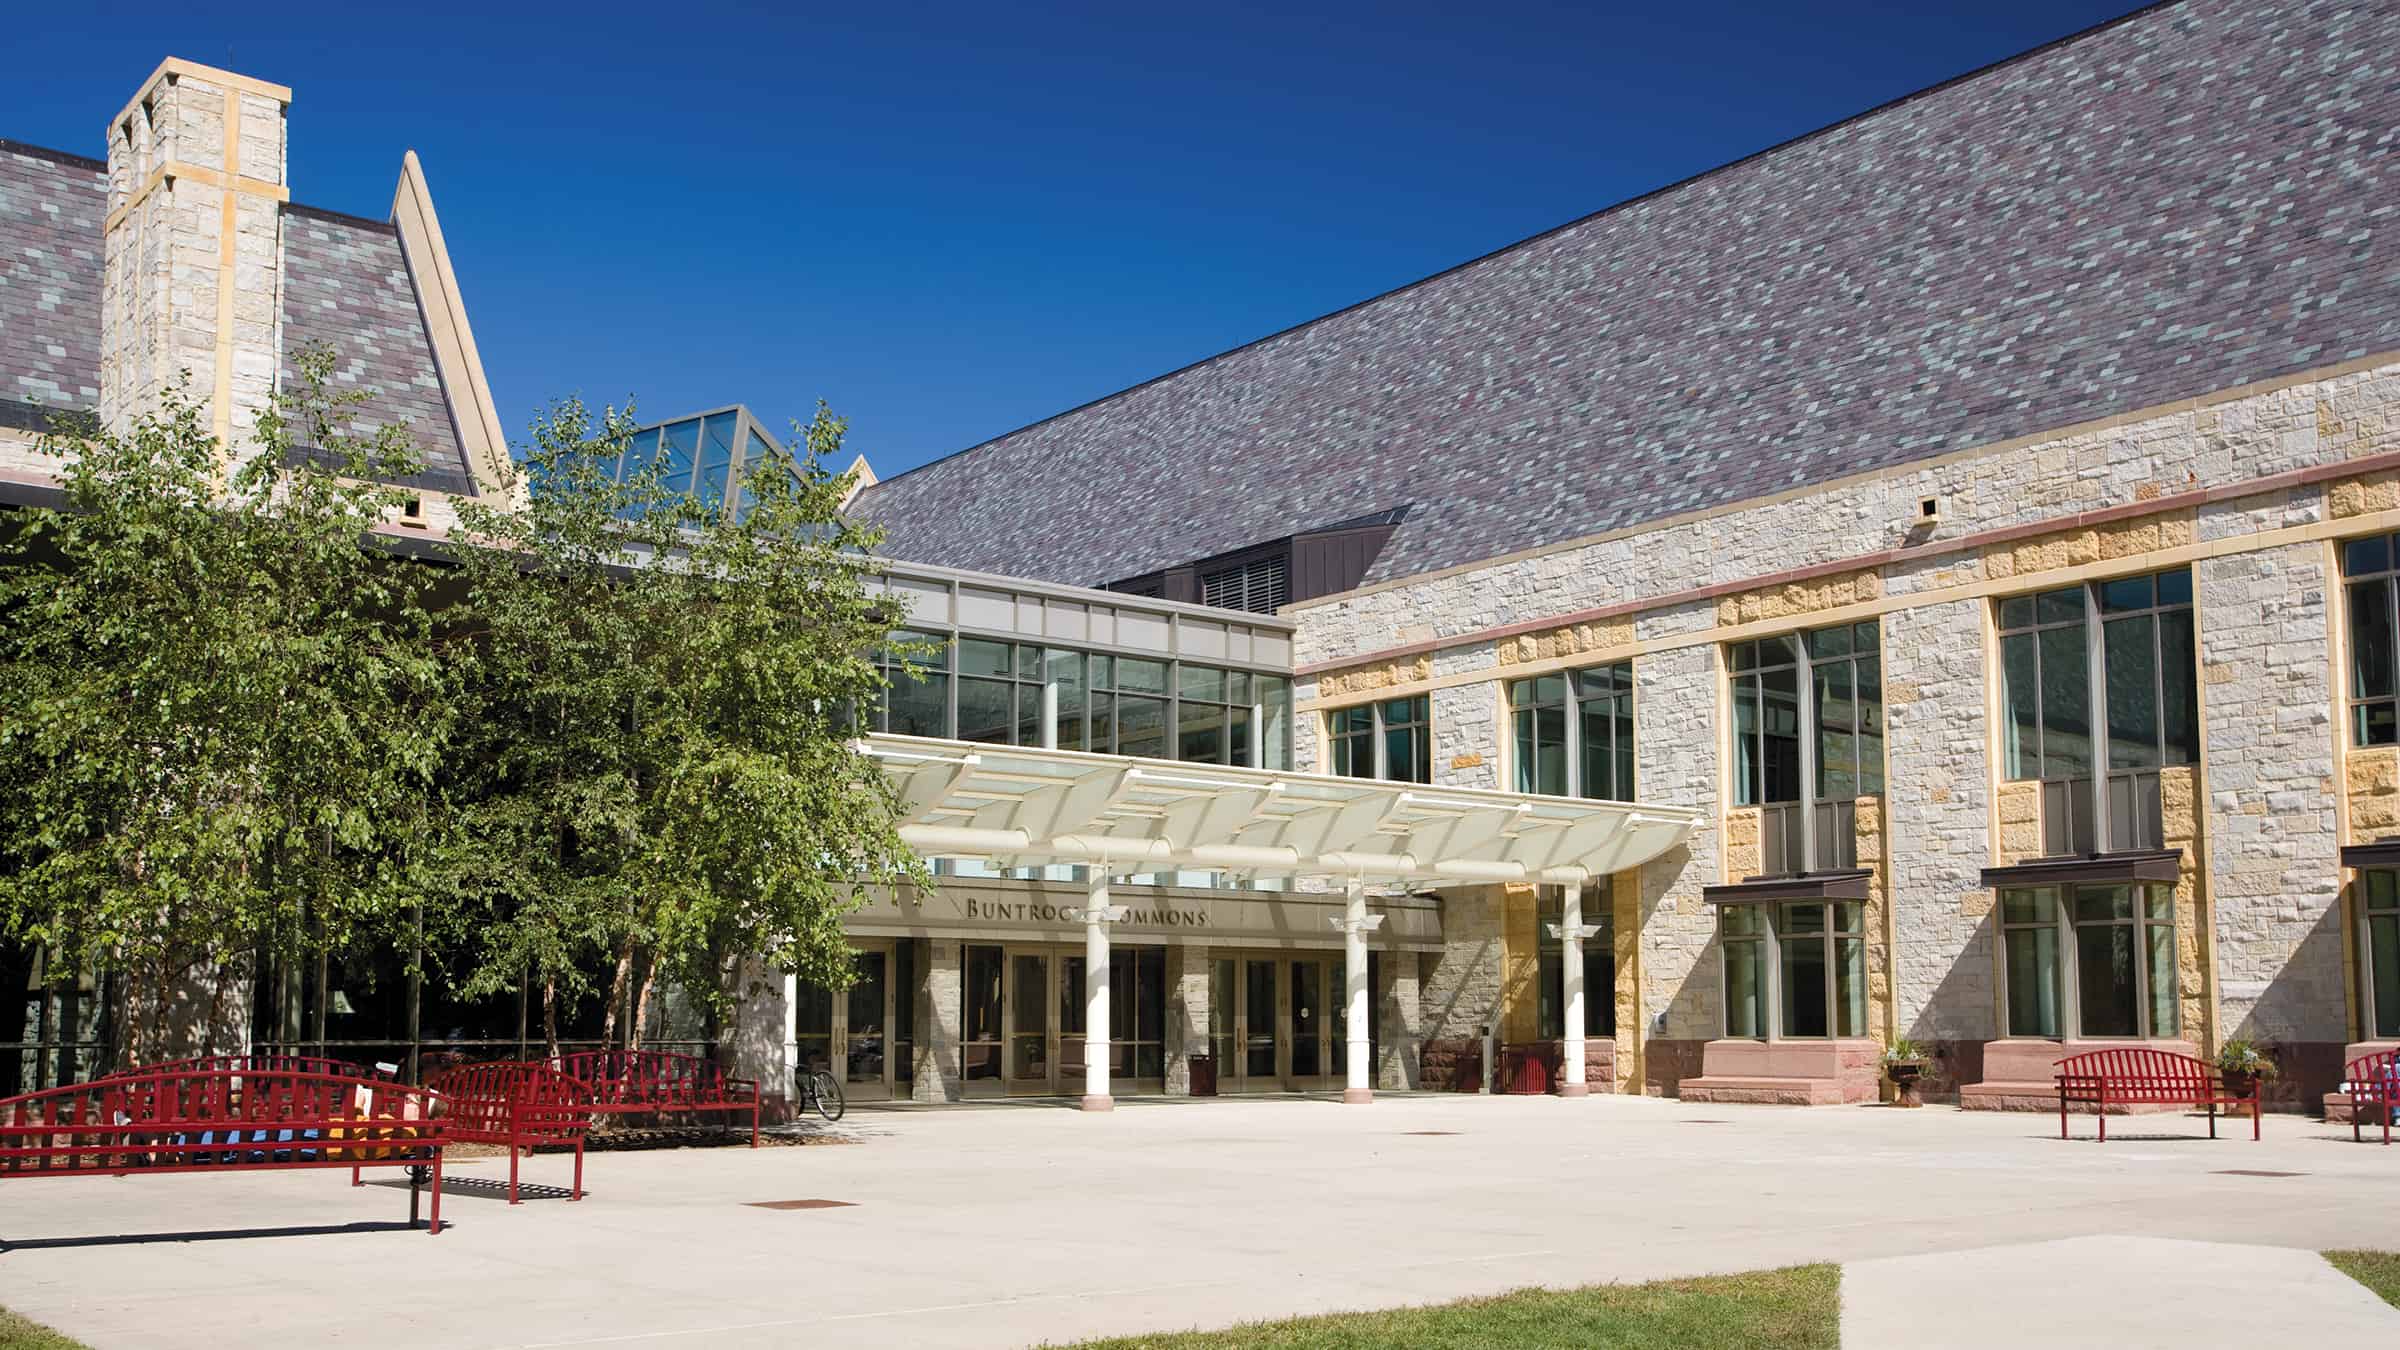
[812,879,1443,1102]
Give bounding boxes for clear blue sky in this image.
[8,1,2146,478]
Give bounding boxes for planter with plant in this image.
[1884,1038,1933,1107]
[2216,1039,2279,1103]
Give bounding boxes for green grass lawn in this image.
[2327,1250,2400,1309]
[0,1308,88,1350]
[1063,1264,1840,1349]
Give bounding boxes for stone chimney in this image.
[99,59,291,455]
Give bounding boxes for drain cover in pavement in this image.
[746,1199,857,1210]
[1684,1119,1733,1125]
[2213,1169,2305,1178]
[1401,1130,1460,1136]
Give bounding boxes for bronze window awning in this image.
[2341,838,2400,870]
[1702,870,1874,904]
[1978,849,2182,889]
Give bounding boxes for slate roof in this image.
[853,0,2400,592]
[0,142,105,426]
[281,206,476,494]
[0,141,475,493]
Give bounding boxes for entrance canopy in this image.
[859,733,1703,888]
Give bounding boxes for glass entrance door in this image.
[843,947,892,1101]
[961,944,1005,1098]
[1241,958,1280,1089]
[1005,949,1055,1095]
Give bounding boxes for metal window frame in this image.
[1994,882,2177,1039]
[1508,663,1636,802]
[2359,868,2400,1038]
[2339,537,2400,746]
[1997,569,2194,853]
[1718,899,1863,1042]
[1730,625,1882,874]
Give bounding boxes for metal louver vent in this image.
[1200,556,1289,613]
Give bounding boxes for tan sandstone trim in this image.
[392,151,517,505]
[1287,348,2400,618]
[1302,503,2400,713]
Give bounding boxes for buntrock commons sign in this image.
[846,880,1444,951]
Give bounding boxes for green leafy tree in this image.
[433,398,924,1054]
[0,358,453,1063]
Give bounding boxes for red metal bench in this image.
[2055,1047,2258,1142]
[422,1060,595,1203]
[2344,1049,2400,1144]
[553,1050,760,1146]
[0,1067,448,1234]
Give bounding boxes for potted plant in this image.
[2216,1039,2280,1102]
[1884,1038,1932,1107]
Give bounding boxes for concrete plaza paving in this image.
[1,1092,2396,1348]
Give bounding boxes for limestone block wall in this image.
[100,64,289,455]
[1633,641,1719,1050]
[912,939,963,1103]
[728,957,790,1108]
[2198,539,2343,1045]
[1375,950,1423,1090]
[1884,597,1995,1043]
[1289,359,2399,672]
[1165,943,1209,1095]
[1421,885,1502,1044]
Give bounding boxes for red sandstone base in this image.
[1678,1038,1882,1106]
[1079,1094,1114,1112]
[1959,1037,2198,1112]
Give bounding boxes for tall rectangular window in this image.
[2363,869,2400,1040]
[2343,533,2400,746]
[1996,569,2195,852]
[1721,905,1767,1039]
[1508,662,1634,801]
[1729,623,1882,874]
[955,638,1044,745]
[874,630,951,737]
[1805,622,1883,800]
[1325,696,1430,783]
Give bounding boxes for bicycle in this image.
[795,1064,845,1122]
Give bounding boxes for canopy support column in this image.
[1561,879,1589,1098]
[1343,876,1374,1105]
[1081,873,1124,1112]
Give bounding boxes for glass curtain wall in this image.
[867,634,1294,771]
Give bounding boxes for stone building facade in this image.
[852,0,2400,1111]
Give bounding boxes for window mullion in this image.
[1563,680,1583,797]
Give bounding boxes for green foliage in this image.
[429,396,927,1047]
[0,355,451,1060]
[0,358,923,1061]
[1883,1037,1930,1065]
[2326,1251,2400,1311]
[2216,1038,2280,1079]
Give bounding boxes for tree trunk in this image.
[600,939,635,1048]
[542,977,560,1060]
[629,953,660,1052]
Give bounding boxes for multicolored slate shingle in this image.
[855,0,2400,591]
